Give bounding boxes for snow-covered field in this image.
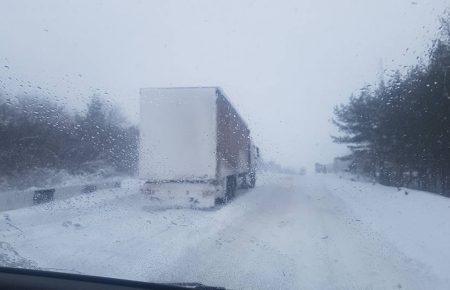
[1,172,450,289]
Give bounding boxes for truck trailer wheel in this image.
[215,197,224,206]
[249,172,256,188]
[225,175,237,201]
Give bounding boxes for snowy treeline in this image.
[0,94,138,189]
[333,15,450,195]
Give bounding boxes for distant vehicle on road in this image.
[315,163,328,174]
[139,87,259,208]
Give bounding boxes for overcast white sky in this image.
[0,0,448,169]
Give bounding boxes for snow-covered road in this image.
[1,173,450,289]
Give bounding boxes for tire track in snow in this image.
[161,174,439,289]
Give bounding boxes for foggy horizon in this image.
[1,0,448,169]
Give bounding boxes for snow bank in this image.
[322,174,450,286]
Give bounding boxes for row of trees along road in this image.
[333,15,450,195]
[0,94,138,189]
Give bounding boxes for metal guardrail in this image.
[0,180,121,212]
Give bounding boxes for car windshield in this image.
[1,1,450,289]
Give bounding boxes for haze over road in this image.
[1,0,448,168]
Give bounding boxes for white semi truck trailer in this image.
[139,87,259,208]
